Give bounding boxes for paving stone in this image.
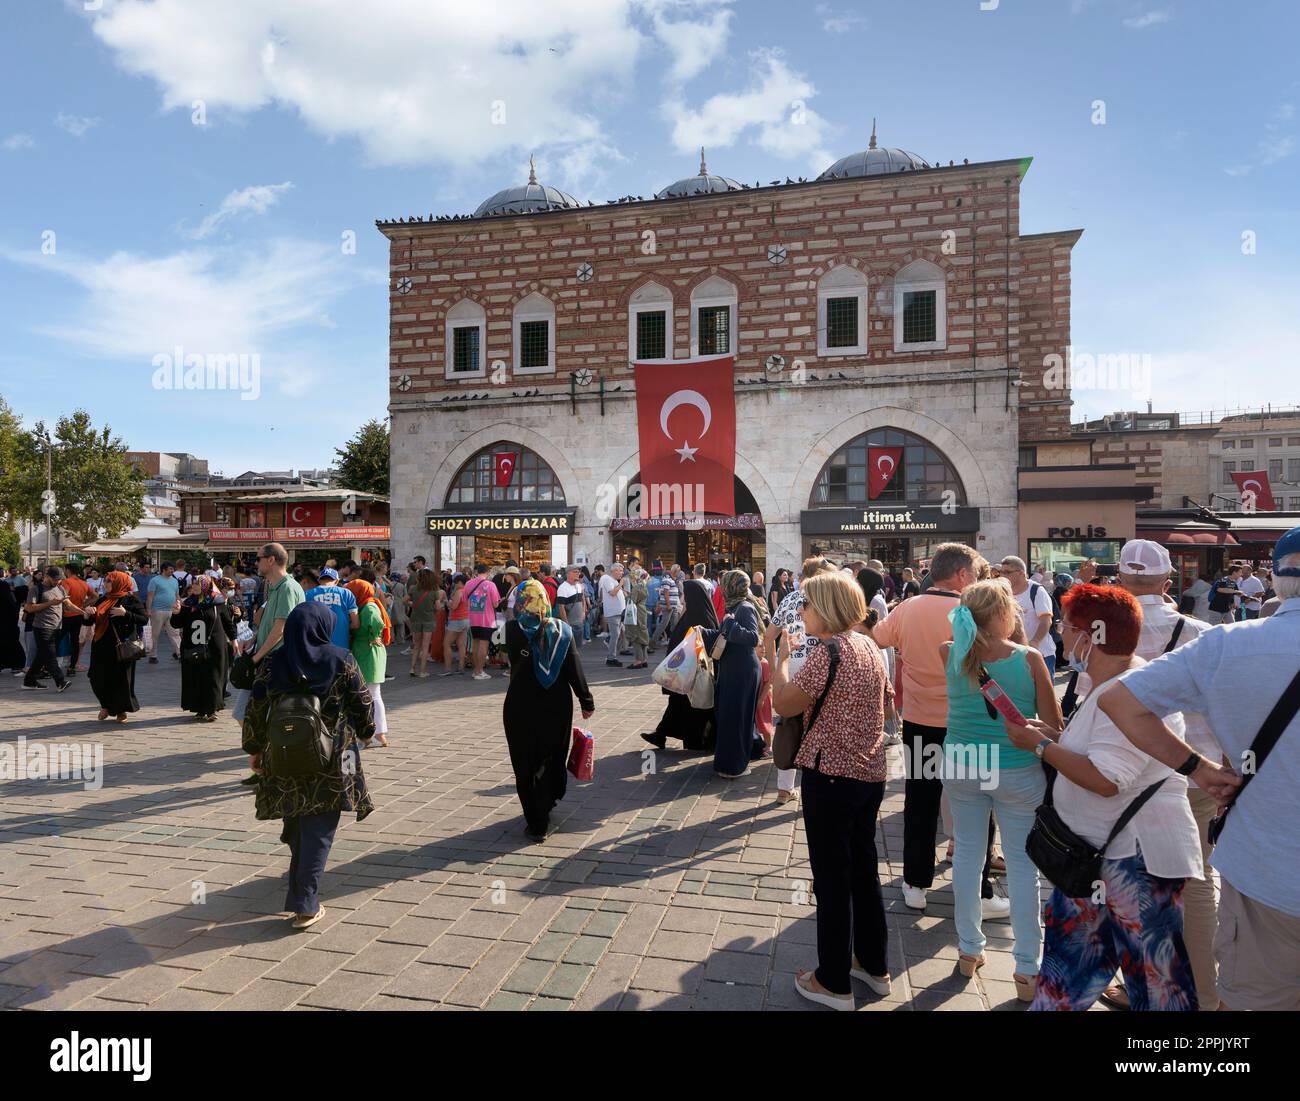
[502,959,555,996]
[380,962,467,1002]
[180,955,274,995]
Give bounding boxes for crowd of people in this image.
[2,529,1297,1011]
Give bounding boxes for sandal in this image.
[115,714,128,724]
[97,709,109,721]
[1099,982,1130,1010]
[776,789,797,804]
[1014,974,1037,1003]
[958,952,985,978]
[794,969,853,1011]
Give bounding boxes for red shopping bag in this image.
[567,726,594,781]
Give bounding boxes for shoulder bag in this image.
[773,637,841,771]
[110,604,147,663]
[1207,665,1300,845]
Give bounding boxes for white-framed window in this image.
[817,265,868,356]
[629,282,673,362]
[892,260,947,352]
[445,299,486,380]
[1221,439,1235,449]
[1239,438,1255,449]
[513,292,555,375]
[689,275,737,357]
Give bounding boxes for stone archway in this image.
[425,421,582,514]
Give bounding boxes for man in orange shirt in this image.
[59,562,92,676]
[872,542,984,911]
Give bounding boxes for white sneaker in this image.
[981,894,1011,921]
[850,958,892,996]
[471,672,491,681]
[902,884,927,910]
[793,972,853,1012]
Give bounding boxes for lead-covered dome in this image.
[656,149,743,199]
[473,157,584,217]
[818,120,930,180]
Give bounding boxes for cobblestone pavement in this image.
[0,640,1094,1012]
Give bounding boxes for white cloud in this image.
[663,49,832,172]
[192,182,294,239]
[89,0,644,168]
[1260,135,1295,165]
[815,4,866,33]
[1122,7,1174,29]
[1223,164,1252,177]
[3,133,35,151]
[54,113,100,138]
[643,0,734,83]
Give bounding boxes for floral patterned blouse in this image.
[241,657,377,822]
[792,630,892,782]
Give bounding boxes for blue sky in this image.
[2,0,1296,475]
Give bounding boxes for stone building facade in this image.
[379,137,1081,577]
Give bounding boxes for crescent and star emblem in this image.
[290,506,309,523]
[660,390,712,462]
[500,459,514,476]
[876,454,896,477]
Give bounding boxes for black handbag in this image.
[1026,767,1166,898]
[1207,665,1300,845]
[773,638,840,770]
[115,635,147,663]
[229,652,256,689]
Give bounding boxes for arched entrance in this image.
[802,427,978,575]
[610,473,765,575]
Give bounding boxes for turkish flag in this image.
[286,502,324,526]
[868,447,904,499]
[1231,470,1277,512]
[494,452,518,488]
[633,356,736,518]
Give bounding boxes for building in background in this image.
[382,129,1082,578]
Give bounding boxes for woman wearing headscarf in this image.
[170,575,237,722]
[624,564,651,668]
[0,578,25,672]
[504,579,594,842]
[345,578,391,747]
[242,603,376,929]
[82,570,149,722]
[642,577,718,752]
[700,569,766,778]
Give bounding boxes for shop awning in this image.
[1140,528,1239,546]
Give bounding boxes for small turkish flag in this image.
[287,502,325,526]
[633,356,736,518]
[1231,470,1277,512]
[494,452,518,488]
[868,447,904,499]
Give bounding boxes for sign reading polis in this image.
[800,505,982,536]
[427,510,575,536]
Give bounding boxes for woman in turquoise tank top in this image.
[941,579,1063,1003]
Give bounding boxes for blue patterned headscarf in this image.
[515,579,572,690]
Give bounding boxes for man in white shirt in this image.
[692,562,714,595]
[1105,539,1224,1010]
[999,555,1055,666]
[599,562,627,666]
[555,565,587,635]
[1237,564,1266,620]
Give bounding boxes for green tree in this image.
[14,411,146,545]
[333,418,389,497]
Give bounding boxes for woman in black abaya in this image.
[0,580,25,671]
[171,575,237,721]
[84,570,149,722]
[642,578,718,752]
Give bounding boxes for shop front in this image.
[206,526,392,569]
[1018,465,1148,578]
[801,505,982,574]
[426,510,574,573]
[611,513,765,574]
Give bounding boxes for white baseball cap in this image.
[1118,539,1171,575]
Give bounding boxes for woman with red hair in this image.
[345,578,391,747]
[1003,583,1204,1011]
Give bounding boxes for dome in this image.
[656,149,743,199]
[817,120,931,180]
[473,157,584,217]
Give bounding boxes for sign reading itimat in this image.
[800,506,981,536]
[427,512,574,535]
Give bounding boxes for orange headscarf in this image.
[94,570,134,641]
[345,579,392,645]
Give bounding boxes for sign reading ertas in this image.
[426,511,574,535]
[800,505,982,535]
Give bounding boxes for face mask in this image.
[1067,634,1093,674]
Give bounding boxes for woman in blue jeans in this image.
[941,579,1063,1002]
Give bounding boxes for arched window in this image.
[810,427,966,506]
[629,282,674,362]
[445,299,486,379]
[818,265,868,356]
[445,442,566,505]
[893,260,946,352]
[690,275,737,357]
[513,292,555,375]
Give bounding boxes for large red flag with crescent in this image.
[633,356,736,518]
[1231,470,1276,512]
[868,447,904,499]
[494,451,518,488]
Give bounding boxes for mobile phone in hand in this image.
[980,674,1029,726]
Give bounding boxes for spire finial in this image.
[699,146,707,176]
[528,155,538,185]
[868,118,877,150]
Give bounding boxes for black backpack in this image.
[264,681,335,778]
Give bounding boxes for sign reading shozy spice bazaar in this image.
[426,511,574,535]
[800,506,981,535]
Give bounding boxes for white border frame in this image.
[628,282,674,363]
[689,277,737,358]
[513,292,556,376]
[893,265,947,352]
[444,300,487,381]
[817,266,868,357]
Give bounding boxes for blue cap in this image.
[1273,525,1300,577]
[319,567,339,580]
